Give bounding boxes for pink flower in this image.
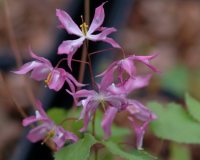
[97,54,159,87]
[13,49,84,92]
[127,100,157,149]
[56,2,121,69]
[23,100,78,151]
[67,88,126,139]
[105,74,152,95]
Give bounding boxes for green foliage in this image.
[102,141,157,160]
[160,65,188,97]
[169,143,191,160]
[47,108,67,125]
[149,102,200,143]
[185,93,200,122]
[54,134,97,160]
[54,133,157,160]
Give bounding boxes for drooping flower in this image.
[97,54,159,87]
[56,2,121,69]
[66,88,127,139]
[127,100,157,149]
[13,48,84,92]
[23,100,78,151]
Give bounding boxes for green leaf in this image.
[170,143,191,160]
[102,141,157,160]
[185,93,200,122]
[47,108,67,124]
[160,65,188,97]
[54,134,97,160]
[149,102,200,143]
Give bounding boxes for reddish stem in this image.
[55,58,89,68]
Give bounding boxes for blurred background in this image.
[0,0,200,159]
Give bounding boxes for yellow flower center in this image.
[80,22,88,36]
[44,73,52,86]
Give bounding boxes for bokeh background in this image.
[0,0,200,159]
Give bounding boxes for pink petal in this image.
[101,107,118,139]
[67,89,95,99]
[22,116,38,126]
[64,131,78,142]
[66,78,75,93]
[12,61,43,75]
[56,9,83,36]
[27,124,49,143]
[35,100,47,117]
[48,68,65,91]
[29,48,52,67]
[120,59,136,78]
[128,117,150,150]
[80,101,99,132]
[127,100,157,121]
[66,72,85,87]
[52,127,78,150]
[131,54,160,73]
[88,27,121,48]
[88,27,116,41]
[99,69,115,90]
[30,65,51,80]
[88,2,106,34]
[123,74,152,93]
[102,37,121,48]
[57,37,85,69]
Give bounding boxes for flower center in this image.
[41,129,55,145]
[44,73,52,86]
[80,22,88,36]
[80,15,88,36]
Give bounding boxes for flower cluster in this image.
[13,2,158,151]
[69,54,158,149]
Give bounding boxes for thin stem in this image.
[78,43,88,84]
[87,47,98,90]
[55,58,89,68]
[89,47,117,56]
[92,112,96,137]
[59,117,78,125]
[121,47,126,59]
[78,0,90,84]
[89,47,126,59]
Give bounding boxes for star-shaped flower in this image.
[13,49,84,92]
[23,100,78,151]
[56,2,121,69]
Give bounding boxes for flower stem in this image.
[55,58,89,68]
[78,42,88,84]
[78,0,90,84]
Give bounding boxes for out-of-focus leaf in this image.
[47,108,67,124]
[54,134,97,160]
[102,141,157,160]
[161,65,188,97]
[185,93,200,122]
[149,102,200,143]
[170,143,191,160]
